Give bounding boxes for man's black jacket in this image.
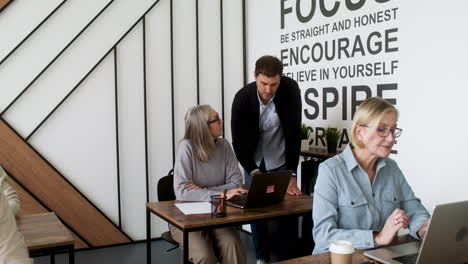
[231,76,302,174]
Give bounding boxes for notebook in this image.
[364,200,468,264]
[227,171,291,209]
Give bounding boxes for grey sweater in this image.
[174,138,243,201]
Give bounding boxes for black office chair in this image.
[157,169,179,251]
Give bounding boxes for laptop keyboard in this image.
[393,253,418,264]
[230,192,248,201]
[228,199,245,207]
[227,193,248,207]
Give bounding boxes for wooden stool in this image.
[18,212,75,264]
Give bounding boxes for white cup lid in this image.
[330,240,355,254]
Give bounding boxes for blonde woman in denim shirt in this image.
[312,97,430,254]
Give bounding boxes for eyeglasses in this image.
[360,125,403,138]
[207,116,221,125]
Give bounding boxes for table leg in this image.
[69,245,75,264]
[183,231,189,264]
[147,207,151,264]
[50,250,55,264]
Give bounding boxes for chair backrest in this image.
[157,169,176,202]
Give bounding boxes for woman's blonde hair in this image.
[351,97,399,148]
[183,105,216,161]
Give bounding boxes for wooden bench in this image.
[17,212,75,264]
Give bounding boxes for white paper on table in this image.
[174,202,211,215]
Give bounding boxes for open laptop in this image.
[364,200,468,264]
[227,171,291,209]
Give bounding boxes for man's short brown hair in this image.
[254,55,283,77]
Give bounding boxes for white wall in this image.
[2,0,466,245]
[397,1,468,211]
[0,0,244,241]
[247,0,468,213]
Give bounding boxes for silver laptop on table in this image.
[364,200,468,264]
[227,171,291,209]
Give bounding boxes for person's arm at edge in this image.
[0,191,32,264]
[0,166,20,216]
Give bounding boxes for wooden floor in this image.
[33,231,258,264]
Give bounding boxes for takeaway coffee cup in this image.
[330,240,354,264]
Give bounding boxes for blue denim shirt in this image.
[312,145,430,254]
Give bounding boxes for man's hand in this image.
[286,177,301,195]
[251,170,262,176]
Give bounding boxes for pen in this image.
[217,190,227,215]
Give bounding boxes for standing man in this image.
[231,55,302,263]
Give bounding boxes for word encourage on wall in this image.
[279,0,399,149]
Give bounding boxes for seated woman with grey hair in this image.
[172,105,248,264]
[312,97,430,254]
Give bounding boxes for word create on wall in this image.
[278,0,399,150]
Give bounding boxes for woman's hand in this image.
[374,208,410,246]
[417,220,430,239]
[226,188,248,200]
[185,183,201,190]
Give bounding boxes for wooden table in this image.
[146,194,313,264]
[301,147,339,160]
[17,212,75,264]
[273,235,416,264]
